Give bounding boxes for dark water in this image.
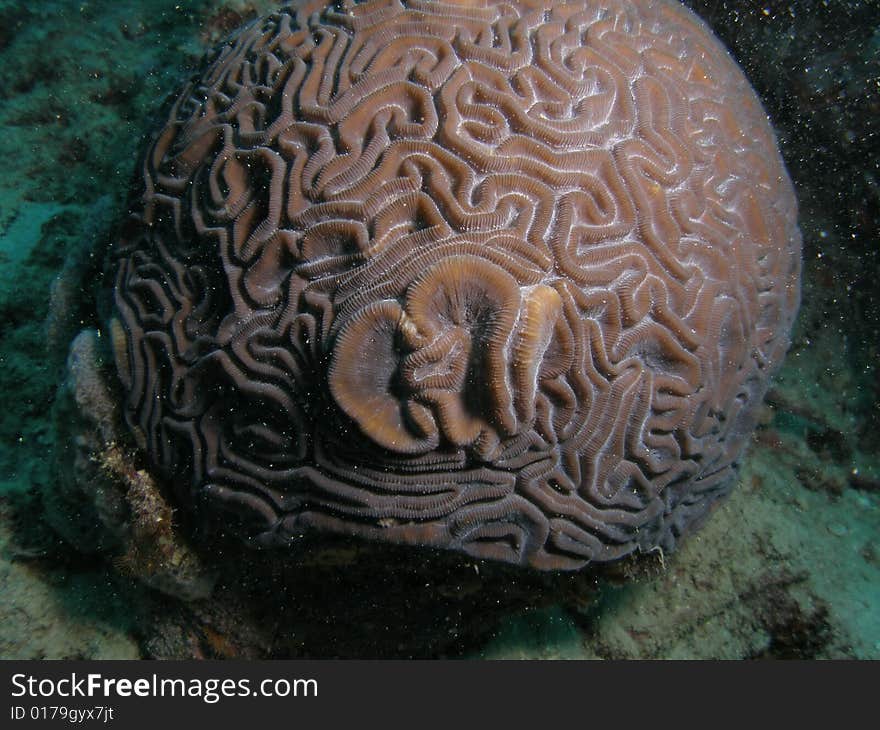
[0,0,877,659]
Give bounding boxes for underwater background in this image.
[0,0,877,659]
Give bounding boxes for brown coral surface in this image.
[111,0,801,570]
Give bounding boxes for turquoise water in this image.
[0,0,877,659]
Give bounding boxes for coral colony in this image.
[64,0,800,576]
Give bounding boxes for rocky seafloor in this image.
[0,0,877,659]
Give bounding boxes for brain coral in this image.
[109,0,801,570]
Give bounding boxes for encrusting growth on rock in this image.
[97,442,215,602]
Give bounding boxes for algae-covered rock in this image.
[46,329,128,552]
[46,327,215,601]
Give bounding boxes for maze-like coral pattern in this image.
[111,0,801,569]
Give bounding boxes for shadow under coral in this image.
[134,531,613,659]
